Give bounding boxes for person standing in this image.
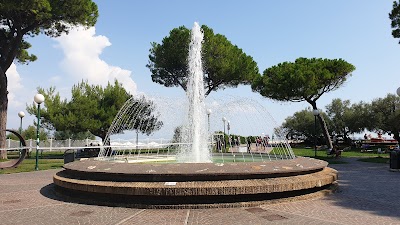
[247,137,252,153]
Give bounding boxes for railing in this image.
[0,138,173,152]
[1,137,296,164]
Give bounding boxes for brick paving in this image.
[1,157,400,225]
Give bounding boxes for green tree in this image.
[368,94,400,142]
[0,0,98,159]
[106,95,163,146]
[325,98,352,143]
[172,126,182,143]
[341,101,371,138]
[252,57,355,149]
[389,1,400,43]
[21,125,48,140]
[54,130,95,140]
[280,108,331,143]
[27,80,130,142]
[7,125,48,141]
[147,25,260,96]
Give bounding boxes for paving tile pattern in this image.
[1,157,400,225]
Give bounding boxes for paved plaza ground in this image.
[1,157,399,225]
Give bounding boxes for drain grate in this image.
[245,207,266,213]
[262,214,288,221]
[3,199,21,204]
[70,211,94,217]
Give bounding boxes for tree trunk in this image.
[308,100,333,150]
[100,133,108,146]
[0,68,8,159]
[317,115,333,149]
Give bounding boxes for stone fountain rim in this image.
[63,157,327,180]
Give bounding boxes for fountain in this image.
[53,22,338,208]
[178,22,210,163]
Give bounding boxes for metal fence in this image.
[2,138,173,152]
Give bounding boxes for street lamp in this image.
[34,93,45,171]
[312,109,320,158]
[136,130,139,151]
[18,111,25,135]
[222,117,227,151]
[227,120,231,147]
[18,111,25,156]
[206,109,212,132]
[222,117,227,134]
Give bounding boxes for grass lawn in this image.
[291,147,383,158]
[290,147,392,164]
[0,158,64,174]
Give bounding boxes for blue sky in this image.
[6,0,400,139]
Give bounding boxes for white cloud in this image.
[6,63,23,107]
[55,26,137,94]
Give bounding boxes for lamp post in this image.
[136,130,139,151]
[222,117,227,150]
[222,117,227,135]
[397,87,400,148]
[34,94,45,171]
[206,109,212,132]
[312,109,320,158]
[18,111,25,155]
[227,120,230,147]
[18,111,25,135]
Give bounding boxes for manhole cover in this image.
[245,208,266,213]
[3,199,21,204]
[262,214,287,221]
[70,211,94,217]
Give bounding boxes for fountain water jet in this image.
[178,22,210,163]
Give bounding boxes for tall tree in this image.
[389,0,400,43]
[252,57,355,149]
[6,125,47,140]
[106,95,163,145]
[0,0,98,159]
[345,101,371,134]
[147,25,260,96]
[325,98,352,142]
[368,94,400,143]
[27,80,130,142]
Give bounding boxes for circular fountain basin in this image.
[53,157,337,208]
[96,152,292,164]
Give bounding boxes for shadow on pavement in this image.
[327,158,400,219]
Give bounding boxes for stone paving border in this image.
[52,182,338,209]
[63,157,328,181]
